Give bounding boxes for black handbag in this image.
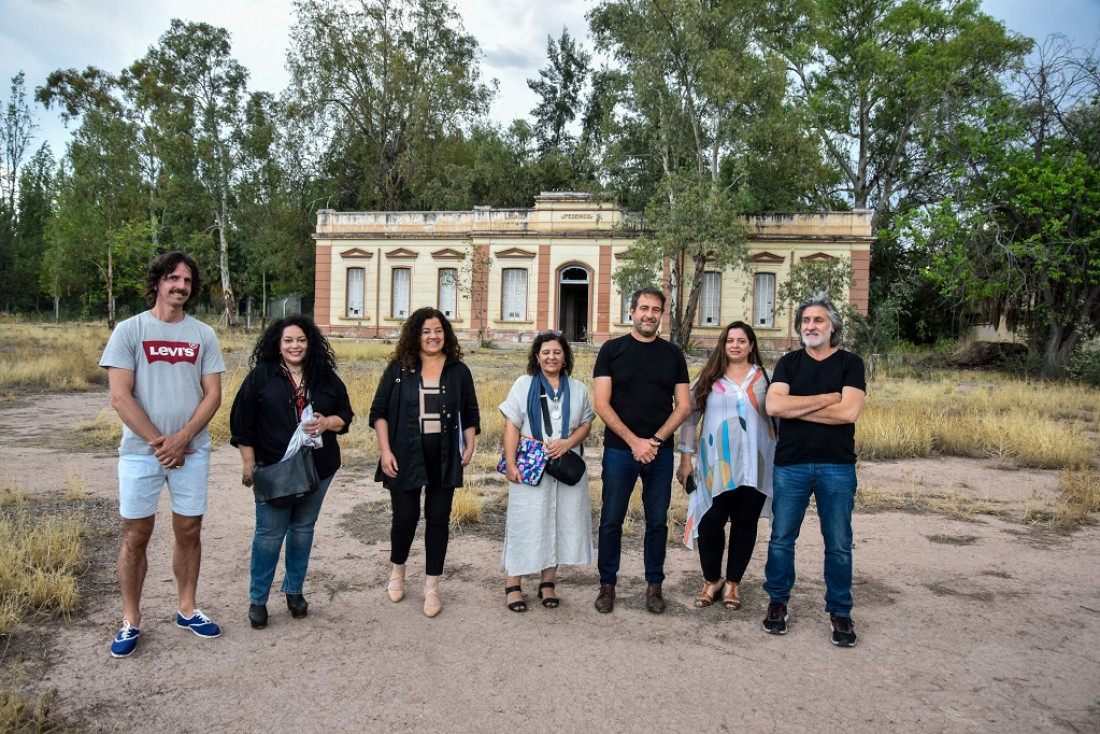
[540,392,586,486]
[252,447,320,508]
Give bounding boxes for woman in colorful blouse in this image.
[676,321,776,611]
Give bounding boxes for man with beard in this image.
[99,251,225,657]
[592,287,691,613]
[762,294,866,646]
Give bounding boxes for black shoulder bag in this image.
[540,388,586,486]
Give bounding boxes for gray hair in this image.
[795,293,843,347]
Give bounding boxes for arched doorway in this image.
[557,265,590,342]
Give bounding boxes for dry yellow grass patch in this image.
[0,510,86,635]
[0,324,107,392]
[857,376,1097,469]
[1053,468,1100,528]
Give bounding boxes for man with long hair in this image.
[99,251,226,657]
[762,294,866,646]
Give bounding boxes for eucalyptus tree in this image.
[589,0,811,348]
[287,0,495,211]
[130,19,256,325]
[778,0,1029,229]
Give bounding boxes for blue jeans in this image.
[763,463,856,615]
[250,475,333,604]
[597,447,674,585]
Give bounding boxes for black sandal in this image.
[506,585,527,613]
[538,582,559,609]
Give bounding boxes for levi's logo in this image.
[144,340,200,365]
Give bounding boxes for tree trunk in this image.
[217,196,238,327]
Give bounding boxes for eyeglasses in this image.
[538,330,563,337]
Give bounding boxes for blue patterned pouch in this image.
[497,435,548,486]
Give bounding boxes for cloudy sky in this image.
[2,0,1099,157]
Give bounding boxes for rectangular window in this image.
[698,272,721,326]
[754,273,776,328]
[501,268,527,321]
[438,268,457,319]
[391,268,410,318]
[621,291,632,324]
[346,267,365,318]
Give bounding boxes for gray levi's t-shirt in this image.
[99,311,226,455]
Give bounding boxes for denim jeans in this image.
[597,447,674,585]
[250,475,333,604]
[763,463,856,615]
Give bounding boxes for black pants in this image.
[697,486,767,583]
[389,434,455,576]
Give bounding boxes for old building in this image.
[313,192,871,349]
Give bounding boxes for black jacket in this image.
[368,357,481,491]
[230,362,354,480]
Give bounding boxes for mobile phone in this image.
[685,475,696,494]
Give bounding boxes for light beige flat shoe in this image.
[423,583,441,618]
[387,569,405,603]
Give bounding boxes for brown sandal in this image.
[694,579,724,608]
[722,581,741,610]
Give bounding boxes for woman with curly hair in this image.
[676,321,776,611]
[230,316,353,629]
[369,307,480,617]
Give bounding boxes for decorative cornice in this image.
[385,247,419,259]
[750,251,785,264]
[339,247,374,259]
[431,248,465,260]
[496,247,537,259]
[800,252,837,262]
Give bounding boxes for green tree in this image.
[130,19,255,325]
[287,0,494,211]
[590,0,814,348]
[913,37,1100,376]
[780,0,1029,228]
[0,72,38,311]
[529,28,591,155]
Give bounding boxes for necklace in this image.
[289,368,303,376]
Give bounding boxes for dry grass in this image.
[855,482,1003,521]
[0,324,108,393]
[1053,468,1100,529]
[0,687,62,734]
[857,377,1097,469]
[0,508,87,636]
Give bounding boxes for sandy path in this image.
[1,391,1098,733]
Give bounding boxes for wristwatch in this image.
[650,435,665,447]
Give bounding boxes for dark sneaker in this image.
[762,601,788,635]
[830,613,857,647]
[110,621,140,658]
[176,609,221,638]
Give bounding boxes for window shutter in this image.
[346,268,364,318]
[754,273,775,328]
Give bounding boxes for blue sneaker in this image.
[110,621,140,658]
[176,608,221,638]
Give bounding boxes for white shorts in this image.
[118,445,211,519]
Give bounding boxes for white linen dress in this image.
[499,374,596,575]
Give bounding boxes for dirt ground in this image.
[1,390,1099,733]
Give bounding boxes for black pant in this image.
[697,486,767,583]
[389,434,455,576]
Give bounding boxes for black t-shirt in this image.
[593,334,690,451]
[772,349,866,466]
